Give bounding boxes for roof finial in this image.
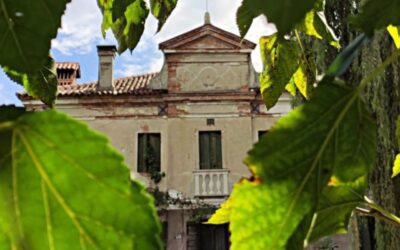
[204,0,211,24]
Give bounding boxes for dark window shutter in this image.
[137,133,161,172]
[199,131,222,169]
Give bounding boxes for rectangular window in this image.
[199,131,222,169]
[137,133,161,173]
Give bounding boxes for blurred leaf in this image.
[259,35,300,109]
[285,79,297,96]
[232,81,376,249]
[0,0,70,74]
[236,0,317,38]
[285,214,313,250]
[298,9,340,48]
[291,65,312,99]
[326,34,368,77]
[306,177,366,243]
[3,56,57,107]
[0,108,162,249]
[150,0,177,32]
[353,0,400,36]
[207,196,233,225]
[387,25,400,49]
[99,0,149,53]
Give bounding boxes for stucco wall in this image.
[53,100,284,198]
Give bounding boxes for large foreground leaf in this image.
[0,107,161,249]
[306,177,365,243]
[229,82,376,249]
[236,0,317,37]
[3,56,57,106]
[0,0,70,74]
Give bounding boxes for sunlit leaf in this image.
[3,57,57,107]
[259,35,300,109]
[298,10,340,48]
[150,0,177,32]
[0,0,70,74]
[353,0,400,36]
[207,196,233,225]
[0,107,162,249]
[388,25,400,49]
[285,80,297,96]
[231,81,376,249]
[236,0,317,38]
[291,65,311,99]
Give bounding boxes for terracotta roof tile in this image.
[18,73,162,99]
[57,73,159,96]
[56,62,80,71]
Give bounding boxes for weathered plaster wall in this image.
[167,53,251,92]
[53,100,285,198]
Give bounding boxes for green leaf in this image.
[99,0,149,53]
[0,0,70,74]
[285,213,313,250]
[150,0,177,32]
[234,81,376,249]
[291,64,311,99]
[388,25,400,49]
[298,9,340,48]
[207,196,233,225]
[3,56,57,107]
[353,0,400,36]
[306,177,366,243]
[236,0,317,38]
[0,108,162,249]
[259,35,300,109]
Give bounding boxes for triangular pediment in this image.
[159,24,256,50]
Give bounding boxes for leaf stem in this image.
[294,29,316,80]
[355,206,400,227]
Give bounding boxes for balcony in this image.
[193,169,230,197]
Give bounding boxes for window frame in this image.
[198,131,223,170]
[137,133,161,173]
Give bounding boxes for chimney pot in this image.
[97,45,117,90]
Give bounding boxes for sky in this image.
[0,0,276,106]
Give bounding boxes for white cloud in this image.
[52,0,276,75]
[51,0,110,55]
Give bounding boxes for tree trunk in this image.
[317,1,400,248]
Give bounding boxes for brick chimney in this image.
[97,45,117,90]
[56,62,80,86]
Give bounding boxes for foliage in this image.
[150,0,178,32]
[0,0,69,106]
[387,25,400,49]
[352,0,400,35]
[3,57,57,107]
[1,0,400,249]
[236,0,317,38]
[0,107,161,249]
